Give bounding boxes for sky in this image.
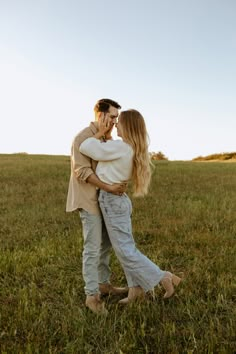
[0,0,235,160]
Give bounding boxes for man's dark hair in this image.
[94,98,121,113]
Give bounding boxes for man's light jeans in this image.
[79,209,112,295]
[98,191,165,292]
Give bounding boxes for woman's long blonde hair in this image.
[119,109,152,196]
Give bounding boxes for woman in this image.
[80,109,181,303]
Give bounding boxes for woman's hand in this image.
[94,114,112,140]
[87,174,128,196]
[106,182,128,196]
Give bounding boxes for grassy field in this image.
[0,154,235,353]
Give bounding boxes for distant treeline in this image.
[150,151,236,161]
[150,151,168,161]
[8,151,236,162]
[192,152,236,161]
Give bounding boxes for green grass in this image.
[0,154,235,353]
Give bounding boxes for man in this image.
[66,98,127,314]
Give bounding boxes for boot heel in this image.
[161,272,182,299]
[172,274,181,286]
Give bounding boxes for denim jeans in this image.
[79,209,112,295]
[98,191,165,292]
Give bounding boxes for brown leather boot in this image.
[99,283,128,296]
[118,286,145,304]
[161,272,182,299]
[85,294,108,315]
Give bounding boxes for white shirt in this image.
[79,137,134,184]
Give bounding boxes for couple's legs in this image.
[99,191,165,293]
[79,209,111,295]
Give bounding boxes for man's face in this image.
[104,106,119,126]
[98,105,119,130]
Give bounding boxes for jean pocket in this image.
[106,196,129,216]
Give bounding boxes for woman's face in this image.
[115,118,123,137]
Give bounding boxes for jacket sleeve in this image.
[79,138,125,161]
[71,133,94,183]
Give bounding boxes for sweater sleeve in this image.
[79,137,126,161]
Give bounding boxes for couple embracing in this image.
[66,98,181,315]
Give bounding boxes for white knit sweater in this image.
[79,137,134,184]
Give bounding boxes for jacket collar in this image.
[90,121,99,135]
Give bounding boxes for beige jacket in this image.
[66,121,101,215]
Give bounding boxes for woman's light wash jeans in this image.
[79,209,112,295]
[98,191,165,292]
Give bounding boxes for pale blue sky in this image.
[0,0,235,160]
